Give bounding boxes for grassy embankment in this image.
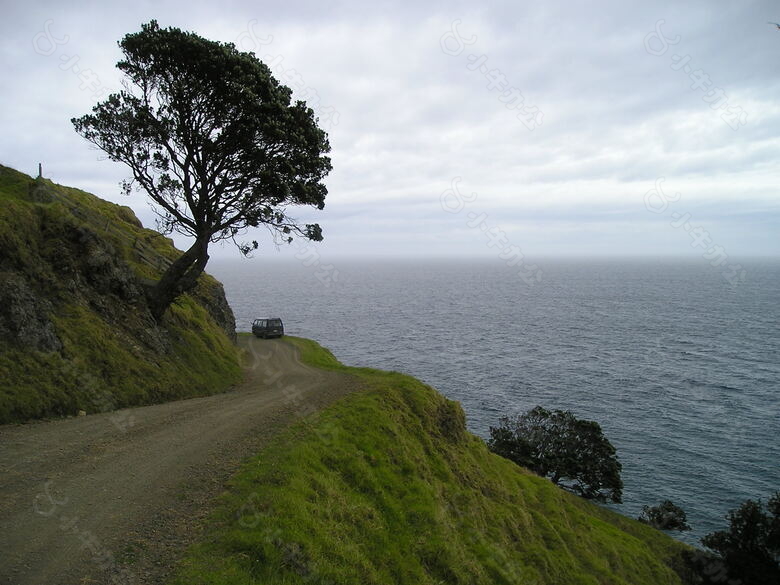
[169,336,689,585]
[0,165,241,422]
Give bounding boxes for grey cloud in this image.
[2,0,779,258]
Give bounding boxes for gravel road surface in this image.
[0,336,359,585]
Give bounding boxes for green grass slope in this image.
[0,164,241,423]
[169,337,689,585]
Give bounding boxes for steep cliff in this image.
[170,337,691,585]
[0,164,241,423]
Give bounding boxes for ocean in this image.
[208,257,780,546]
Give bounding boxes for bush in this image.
[639,500,691,531]
[699,492,780,585]
[488,406,623,503]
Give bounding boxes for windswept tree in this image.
[488,406,623,503]
[72,21,331,320]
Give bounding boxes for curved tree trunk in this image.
[147,236,210,321]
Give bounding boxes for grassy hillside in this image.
[0,164,241,422]
[169,337,689,585]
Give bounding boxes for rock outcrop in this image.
[0,165,241,423]
[0,272,62,352]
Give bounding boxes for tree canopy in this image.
[72,20,331,319]
[488,406,623,503]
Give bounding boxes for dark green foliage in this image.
[698,492,780,585]
[639,500,691,531]
[488,406,623,503]
[670,549,732,585]
[72,20,331,319]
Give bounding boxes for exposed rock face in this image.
[69,225,141,301]
[4,194,234,347]
[0,165,242,423]
[193,279,238,342]
[0,167,236,352]
[0,272,62,352]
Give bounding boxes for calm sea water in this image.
[209,258,779,545]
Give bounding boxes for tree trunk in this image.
[147,236,210,321]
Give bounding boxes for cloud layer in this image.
[2,0,779,259]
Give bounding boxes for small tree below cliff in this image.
[72,21,331,320]
[638,500,691,531]
[488,406,623,503]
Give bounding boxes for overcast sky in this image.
[1,0,779,261]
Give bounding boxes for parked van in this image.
[252,318,284,339]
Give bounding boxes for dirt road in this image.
[0,336,359,585]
